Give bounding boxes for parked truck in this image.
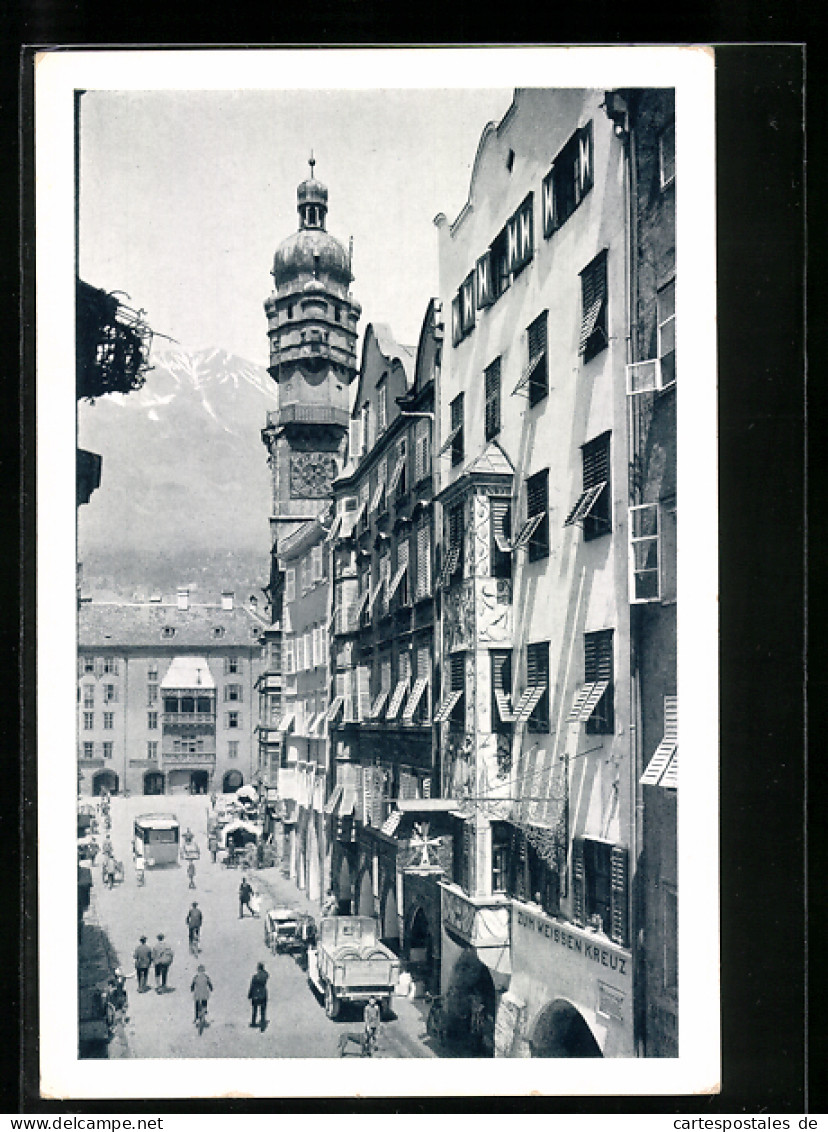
[307,915,400,1020]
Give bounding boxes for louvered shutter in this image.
[580,251,608,356]
[417,522,431,597]
[491,498,512,554]
[577,121,593,198]
[583,435,610,492]
[484,358,501,440]
[349,417,362,461]
[357,665,371,722]
[610,845,629,946]
[572,838,586,925]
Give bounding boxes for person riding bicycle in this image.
[190,964,213,1024]
[186,901,203,951]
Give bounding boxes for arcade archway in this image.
[408,906,437,992]
[222,770,243,793]
[92,771,119,795]
[443,949,497,1056]
[357,870,375,918]
[143,771,165,795]
[529,999,603,1058]
[335,852,353,914]
[380,887,399,952]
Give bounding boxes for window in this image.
[388,539,410,607]
[284,568,296,604]
[506,193,534,277]
[362,402,373,454]
[147,683,158,707]
[414,420,430,484]
[450,393,464,466]
[542,120,593,235]
[141,710,155,730]
[451,271,476,345]
[224,657,239,675]
[415,520,431,600]
[377,381,388,434]
[584,629,614,735]
[491,650,513,731]
[104,684,118,703]
[301,556,311,594]
[525,642,550,732]
[582,432,612,540]
[83,742,94,759]
[442,503,464,584]
[228,741,239,760]
[147,741,158,760]
[572,837,628,945]
[147,666,158,680]
[226,712,240,729]
[579,250,608,362]
[490,498,512,579]
[513,311,548,405]
[83,712,94,730]
[390,436,408,498]
[491,822,511,893]
[659,121,676,188]
[490,227,511,300]
[311,544,324,584]
[484,358,501,440]
[162,626,176,638]
[102,742,113,760]
[103,658,118,675]
[629,503,660,602]
[525,469,549,562]
[657,279,676,386]
[224,684,243,703]
[83,657,94,674]
[283,637,295,675]
[449,653,465,727]
[83,686,94,709]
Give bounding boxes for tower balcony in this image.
[266,404,350,430]
[269,339,356,373]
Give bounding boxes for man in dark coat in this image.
[133,935,152,992]
[239,876,254,918]
[151,933,174,992]
[186,902,203,950]
[247,961,269,1030]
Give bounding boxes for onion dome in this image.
[272,155,352,290]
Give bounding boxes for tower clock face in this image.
[290,452,338,498]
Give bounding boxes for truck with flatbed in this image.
[307,915,400,1020]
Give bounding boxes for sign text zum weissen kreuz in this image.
[515,906,629,977]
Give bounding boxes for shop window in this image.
[484,357,501,441]
[579,250,608,362]
[584,629,614,735]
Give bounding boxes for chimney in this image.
[221,591,234,611]
[177,587,190,611]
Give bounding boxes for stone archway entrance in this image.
[92,770,119,795]
[143,771,165,795]
[335,852,354,914]
[530,999,603,1058]
[358,869,375,918]
[408,906,436,991]
[190,770,210,794]
[222,770,243,793]
[444,949,497,1056]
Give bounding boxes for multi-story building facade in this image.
[276,518,331,903]
[326,308,449,965]
[432,88,652,1058]
[259,160,361,896]
[613,88,678,1058]
[77,589,264,796]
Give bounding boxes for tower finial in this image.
[309,150,315,177]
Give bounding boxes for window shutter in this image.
[583,435,610,491]
[285,568,296,603]
[577,121,593,199]
[491,498,512,553]
[527,313,547,360]
[357,665,371,721]
[416,523,431,597]
[527,470,548,518]
[572,838,586,925]
[610,845,629,947]
[484,358,501,440]
[95,658,104,678]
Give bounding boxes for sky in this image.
[79,87,515,367]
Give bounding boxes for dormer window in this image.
[162,626,176,639]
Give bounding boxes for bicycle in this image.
[195,998,208,1035]
[189,927,201,956]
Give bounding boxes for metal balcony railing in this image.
[162,712,215,726]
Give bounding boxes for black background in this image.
[3,24,816,1117]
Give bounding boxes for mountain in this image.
[77,347,278,601]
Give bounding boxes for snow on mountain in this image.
[78,347,278,600]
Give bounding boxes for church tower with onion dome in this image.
[261,157,362,605]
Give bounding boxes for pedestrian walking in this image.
[322,890,337,917]
[190,964,213,1025]
[249,888,261,918]
[135,855,145,886]
[247,961,269,1030]
[208,833,218,864]
[151,933,174,992]
[239,876,254,918]
[133,935,152,992]
[363,996,381,1054]
[210,791,217,810]
[186,902,203,953]
[187,859,197,889]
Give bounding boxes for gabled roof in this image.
[465,440,515,478]
[350,322,416,421]
[78,600,265,650]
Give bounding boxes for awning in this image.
[388,454,406,493]
[493,688,516,724]
[512,349,545,397]
[385,680,409,721]
[325,513,343,543]
[236,785,259,803]
[579,294,605,354]
[439,542,461,588]
[564,482,607,528]
[512,512,544,551]
[491,499,512,553]
[438,424,462,457]
[566,681,609,724]
[221,819,261,847]
[352,499,368,528]
[367,576,385,617]
[275,712,296,734]
[402,677,429,723]
[640,696,678,788]
[369,480,386,515]
[433,689,463,723]
[386,558,408,602]
[305,712,320,736]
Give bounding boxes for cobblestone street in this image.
[84,794,438,1059]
